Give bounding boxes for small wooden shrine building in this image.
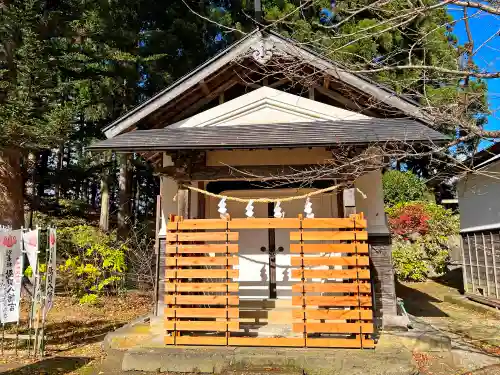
[89,30,446,348]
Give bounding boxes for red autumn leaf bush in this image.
[388,203,430,238]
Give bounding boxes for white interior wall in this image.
[206,189,337,300]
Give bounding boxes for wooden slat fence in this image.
[165,216,239,346]
[165,214,374,348]
[462,231,500,300]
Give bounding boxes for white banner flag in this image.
[23,229,39,274]
[0,230,23,324]
[43,228,57,318]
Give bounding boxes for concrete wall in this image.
[458,160,500,232]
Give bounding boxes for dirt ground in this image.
[0,273,498,375]
[0,291,152,374]
[397,270,500,374]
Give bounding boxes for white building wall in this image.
[206,189,338,300]
[458,160,500,232]
[355,170,389,234]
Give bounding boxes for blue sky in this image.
[448,5,500,150]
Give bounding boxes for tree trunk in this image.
[91,177,98,209]
[54,144,64,200]
[118,154,132,239]
[134,176,140,224]
[99,153,111,232]
[35,149,50,209]
[0,149,25,229]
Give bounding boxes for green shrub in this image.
[383,170,429,206]
[78,293,100,305]
[387,201,459,280]
[392,239,428,281]
[386,202,459,242]
[58,225,127,304]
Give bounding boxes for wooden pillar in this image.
[177,187,190,218]
[343,188,356,217]
[197,181,206,219]
[354,170,397,328]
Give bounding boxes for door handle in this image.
[260,246,267,252]
[277,246,284,252]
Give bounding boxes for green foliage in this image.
[58,225,127,303]
[387,202,459,280]
[78,294,99,305]
[24,265,33,278]
[383,170,429,206]
[392,239,429,281]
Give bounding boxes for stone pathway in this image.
[397,278,500,375]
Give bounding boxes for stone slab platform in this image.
[121,345,417,374]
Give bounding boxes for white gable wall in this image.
[169,86,370,129]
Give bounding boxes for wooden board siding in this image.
[368,234,396,327]
[462,231,500,300]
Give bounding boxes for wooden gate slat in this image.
[293,323,374,334]
[165,294,239,306]
[164,307,239,318]
[301,218,367,229]
[165,269,239,279]
[290,231,368,241]
[166,256,239,266]
[290,243,369,253]
[292,296,372,307]
[165,283,239,293]
[292,309,373,320]
[167,231,238,242]
[291,283,371,293]
[165,321,239,331]
[166,244,238,253]
[291,269,370,279]
[306,338,375,348]
[290,256,369,266]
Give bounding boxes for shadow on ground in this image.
[45,319,126,350]
[432,268,465,294]
[396,282,448,317]
[0,357,91,374]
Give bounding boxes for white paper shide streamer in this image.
[274,201,284,218]
[218,197,228,219]
[304,197,314,219]
[245,200,254,218]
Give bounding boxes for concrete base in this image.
[381,314,411,332]
[103,312,452,374]
[122,346,418,375]
[384,317,452,353]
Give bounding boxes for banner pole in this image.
[15,226,25,357]
[40,226,53,358]
[27,225,40,358]
[39,226,51,357]
[1,323,4,356]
